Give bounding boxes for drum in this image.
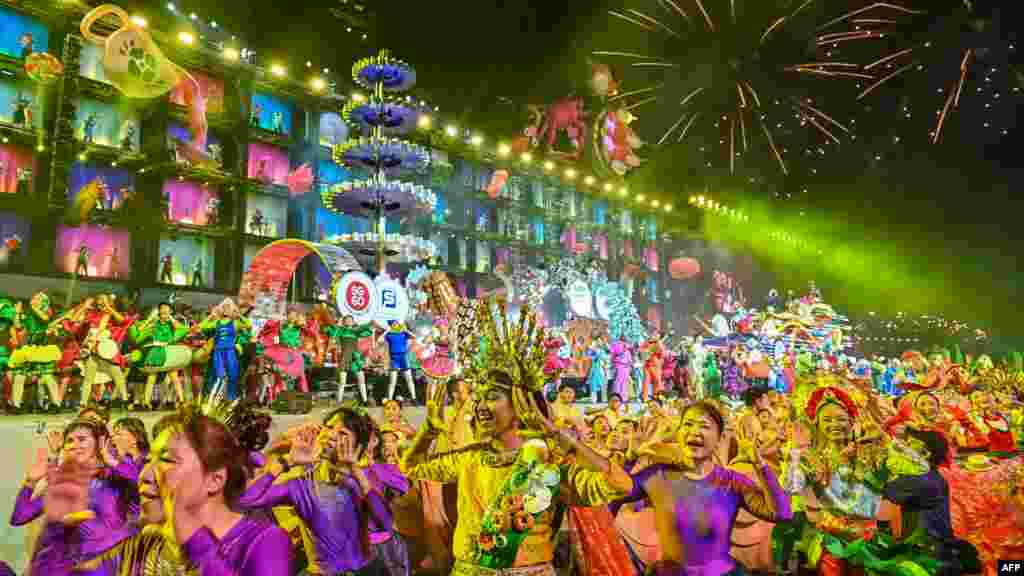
[139,344,192,374]
[96,339,119,361]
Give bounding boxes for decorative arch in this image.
[239,239,361,317]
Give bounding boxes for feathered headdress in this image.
[460,296,550,431]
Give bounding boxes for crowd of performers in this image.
[4,295,1024,576]
[0,290,452,414]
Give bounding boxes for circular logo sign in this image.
[374,277,410,325]
[336,271,377,322]
[568,279,593,318]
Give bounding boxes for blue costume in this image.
[201,317,249,400]
[586,344,610,403]
[384,330,411,371]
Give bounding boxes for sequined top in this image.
[403,441,627,567]
[612,463,791,576]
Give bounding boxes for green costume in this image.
[324,323,373,373]
[129,319,188,367]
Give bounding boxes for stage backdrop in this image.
[170,69,225,115]
[157,234,215,287]
[249,92,293,135]
[75,98,141,150]
[245,192,287,238]
[662,236,775,336]
[247,142,289,185]
[0,212,28,269]
[0,142,34,194]
[78,42,110,84]
[319,111,349,148]
[0,7,48,59]
[0,78,41,127]
[163,179,221,227]
[55,224,130,279]
[68,163,135,211]
[168,122,222,165]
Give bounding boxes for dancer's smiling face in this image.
[817,403,851,443]
[915,395,940,421]
[474,386,516,438]
[677,405,721,466]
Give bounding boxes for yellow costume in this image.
[403,298,629,575]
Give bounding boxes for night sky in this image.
[142,0,1023,345]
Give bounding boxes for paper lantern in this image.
[669,257,701,280]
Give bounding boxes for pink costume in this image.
[609,339,633,400]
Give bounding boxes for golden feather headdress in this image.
[460,296,550,431]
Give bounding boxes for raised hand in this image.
[424,380,448,433]
[47,429,63,456]
[288,428,319,466]
[335,432,361,471]
[527,391,559,438]
[26,447,48,485]
[101,437,118,467]
[44,461,93,523]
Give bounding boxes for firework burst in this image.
[596,0,868,177]
[846,1,1018,144]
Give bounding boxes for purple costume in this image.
[239,463,406,576]
[12,475,132,529]
[183,515,291,576]
[609,340,633,399]
[611,463,791,576]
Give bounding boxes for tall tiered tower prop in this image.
[326,50,436,273]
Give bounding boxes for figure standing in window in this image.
[159,254,174,284]
[191,258,203,287]
[120,123,135,152]
[82,113,99,144]
[108,247,121,279]
[75,244,91,276]
[12,93,31,128]
[18,32,33,59]
[249,102,262,127]
[272,111,284,134]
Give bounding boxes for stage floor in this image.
[0,403,429,570]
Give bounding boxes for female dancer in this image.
[103,417,150,516]
[401,299,632,576]
[8,292,63,413]
[324,315,374,403]
[587,335,611,404]
[612,401,792,576]
[242,406,406,576]
[420,318,456,397]
[782,382,935,576]
[12,417,135,530]
[610,336,634,401]
[30,402,288,576]
[257,304,317,403]
[199,298,251,400]
[128,302,190,410]
[641,333,665,401]
[381,399,418,440]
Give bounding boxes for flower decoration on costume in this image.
[476,441,562,564]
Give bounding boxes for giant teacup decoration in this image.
[81,5,210,164]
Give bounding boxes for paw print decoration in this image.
[80,4,184,99]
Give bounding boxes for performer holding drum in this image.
[68,294,135,409]
[128,301,190,409]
